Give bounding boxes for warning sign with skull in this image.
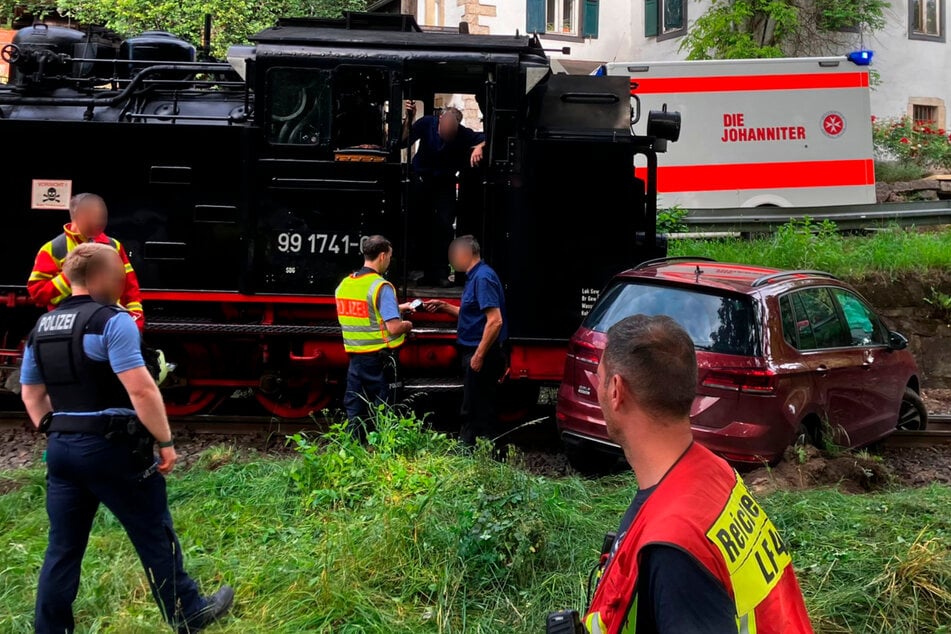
[31,179,72,210]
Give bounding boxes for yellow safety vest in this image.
[335,271,405,354]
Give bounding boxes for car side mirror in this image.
[888,331,908,350]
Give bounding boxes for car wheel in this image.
[897,388,928,431]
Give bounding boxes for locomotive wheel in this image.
[164,388,223,417]
[157,340,222,417]
[254,374,334,420]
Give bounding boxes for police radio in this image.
[545,609,584,634]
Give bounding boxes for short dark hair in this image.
[449,234,480,256]
[602,315,697,420]
[361,235,392,260]
[62,242,118,288]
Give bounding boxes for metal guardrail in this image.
[681,200,951,233]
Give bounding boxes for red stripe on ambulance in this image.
[630,72,870,94]
[652,159,875,192]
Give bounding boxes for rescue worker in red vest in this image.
[580,315,813,634]
[335,235,415,438]
[27,193,171,384]
[29,193,144,331]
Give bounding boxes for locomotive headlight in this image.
[647,104,681,143]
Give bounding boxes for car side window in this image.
[779,295,798,348]
[831,289,887,346]
[788,288,851,350]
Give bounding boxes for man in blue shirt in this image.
[402,101,486,286]
[424,235,507,445]
[20,242,233,634]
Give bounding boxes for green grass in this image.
[668,219,951,277]
[1,413,950,633]
[874,161,930,184]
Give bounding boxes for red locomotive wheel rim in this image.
[164,390,221,417]
[254,389,333,420]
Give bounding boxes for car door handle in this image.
[815,365,829,375]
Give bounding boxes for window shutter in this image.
[527,0,546,33]
[582,0,600,37]
[645,0,659,36]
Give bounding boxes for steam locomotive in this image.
[0,12,680,418]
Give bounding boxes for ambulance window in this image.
[267,68,332,146]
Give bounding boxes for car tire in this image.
[898,388,928,431]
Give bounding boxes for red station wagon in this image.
[556,258,926,469]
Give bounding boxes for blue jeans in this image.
[344,351,399,439]
[35,432,205,633]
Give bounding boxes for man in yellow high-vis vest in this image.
[335,235,415,438]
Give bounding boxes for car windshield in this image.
[583,282,759,356]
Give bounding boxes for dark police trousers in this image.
[36,432,205,633]
[459,344,506,445]
[344,350,399,439]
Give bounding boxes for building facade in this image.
[406,0,951,129]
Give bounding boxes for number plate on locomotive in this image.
[275,232,365,255]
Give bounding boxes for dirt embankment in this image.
[851,269,951,390]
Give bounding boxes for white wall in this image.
[414,0,951,128]
[866,0,951,125]
[485,1,687,65]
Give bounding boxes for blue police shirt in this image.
[408,115,486,177]
[457,260,508,347]
[20,309,144,417]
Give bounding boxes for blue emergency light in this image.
[847,50,874,65]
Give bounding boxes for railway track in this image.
[3,412,950,448]
[883,414,951,449]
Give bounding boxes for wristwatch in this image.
[158,439,175,448]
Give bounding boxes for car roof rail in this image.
[634,256,717,270]
[750,270,840,288]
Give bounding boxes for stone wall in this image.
[457,0,495,35]
[853,270,951,388]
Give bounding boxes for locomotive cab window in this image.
[267,68,332,146]
[332,66,390,151]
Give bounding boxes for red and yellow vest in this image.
[585,443,813,634]
[335,271,405,354]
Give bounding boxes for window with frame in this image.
[781,288,851,350]
[913,103,939,124]
[546,0,578,35]
[830,289,887,346]
[910,0,944,40]
[267,68,332,146]
[645,0,687,39]
[528,0,599,38]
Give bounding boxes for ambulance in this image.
[601,56,876,208]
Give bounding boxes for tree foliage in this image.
[681,0,889,60]
[49,0,367,56]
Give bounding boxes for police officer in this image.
[335,235,414,438]
[20,242,233,634]
[424,235,507,445]
[574,315,812,634]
